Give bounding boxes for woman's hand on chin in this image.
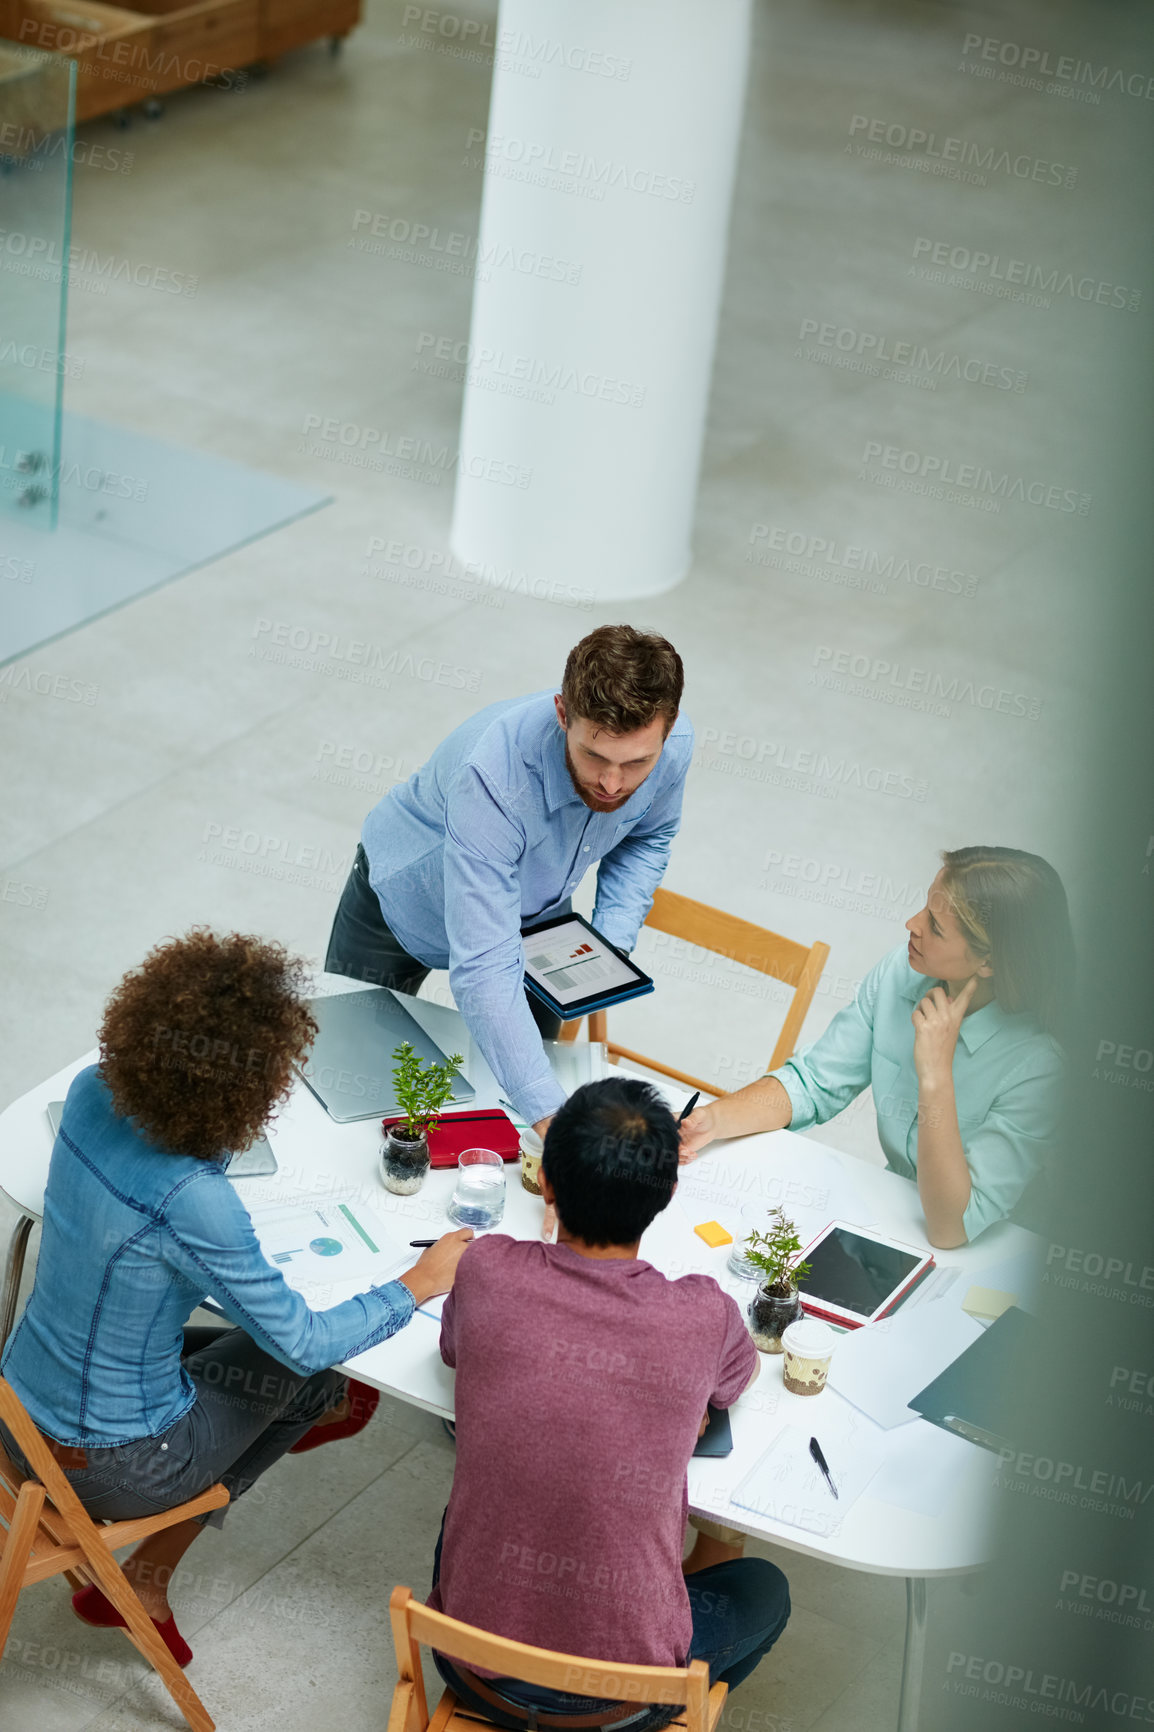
[912,975,978,1084]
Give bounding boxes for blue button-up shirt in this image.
[1,1066,416,1447]
[771,944,1064,1241]
[362,691,694,1124]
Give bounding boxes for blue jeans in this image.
[430,1518,789,1729]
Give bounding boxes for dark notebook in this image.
[692,1403,733,1458]
[909,1304,1036,1453]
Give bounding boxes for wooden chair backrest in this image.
[0,1377,228,1551]
[644,889,816,986]
[571,889,829,1083]
[389,1587,722,1732]
[0,1377,102,1527]
[0,1377,228,1732]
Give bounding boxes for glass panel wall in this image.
[0,44,74,530]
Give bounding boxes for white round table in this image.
[0,978,1037,1732]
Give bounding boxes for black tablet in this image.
[795,1220,935,1329]
[521,913,655,1021]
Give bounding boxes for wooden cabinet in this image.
[258,0,355,62]
[0,0,359,121]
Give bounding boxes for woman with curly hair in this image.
[0,930,471,1667]
[679,846,1073,1248]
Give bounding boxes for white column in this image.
[449,0,752,604]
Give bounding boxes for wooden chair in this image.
[0,1377,229,1732]
[559,889,830,1097]
[388,1585,727,1732]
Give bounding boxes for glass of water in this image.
[447,1147,506,1230]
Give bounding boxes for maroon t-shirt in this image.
[428,1234,756,1668]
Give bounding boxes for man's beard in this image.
[564,741,630,812]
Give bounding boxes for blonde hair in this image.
[939,847,1073,1036]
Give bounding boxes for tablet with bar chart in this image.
[521,913,655,1020]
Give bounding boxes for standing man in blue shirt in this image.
[325,625,692,1141]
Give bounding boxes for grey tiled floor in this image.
[0,1400,925,1732]
[0,0,1123,1724]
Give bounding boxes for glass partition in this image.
[0,43,75,530]
[0,35,328,668]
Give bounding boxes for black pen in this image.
[409,1239,437,1247]
[677,1091,701,1124]
[809,1436,838,1499]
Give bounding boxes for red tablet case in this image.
[381,1108,521,1169]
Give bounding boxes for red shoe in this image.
[72,1583,193,1668]
[289,1378,380,1454]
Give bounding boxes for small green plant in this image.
[742,1207,811,1295]
[390,1042,463,1141]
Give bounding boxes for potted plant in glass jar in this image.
[742,1207,811,1353]
[380,1041,463,1195]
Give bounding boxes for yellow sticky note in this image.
[694,1220,733,1248]
[962,1286,1017,1322]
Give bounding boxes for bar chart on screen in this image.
[527,935,619,995]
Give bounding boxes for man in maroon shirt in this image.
[428,1076,790,1729]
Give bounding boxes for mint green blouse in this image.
[771,944,1064,1241]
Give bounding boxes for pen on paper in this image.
[410,1239,436,1247]
[809,1435,838,1499]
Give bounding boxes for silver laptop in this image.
[46,1101,278,1175]
[297,988,475,1124]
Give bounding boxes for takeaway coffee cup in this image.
[781,1318,838,1396]
[520,1127,544,1195]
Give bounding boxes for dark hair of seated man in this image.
[541,1075,679,1248]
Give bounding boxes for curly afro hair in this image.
[98,929,318,1159]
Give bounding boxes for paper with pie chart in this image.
[247,1197,410,1296]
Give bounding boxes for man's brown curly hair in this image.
[561,625,683,735]
[98,930,318,1159]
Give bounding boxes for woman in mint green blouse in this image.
[679,846,1073,1246]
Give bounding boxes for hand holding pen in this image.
[677,1091,701,1125]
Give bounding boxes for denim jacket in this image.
[1,1065,414,1446]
